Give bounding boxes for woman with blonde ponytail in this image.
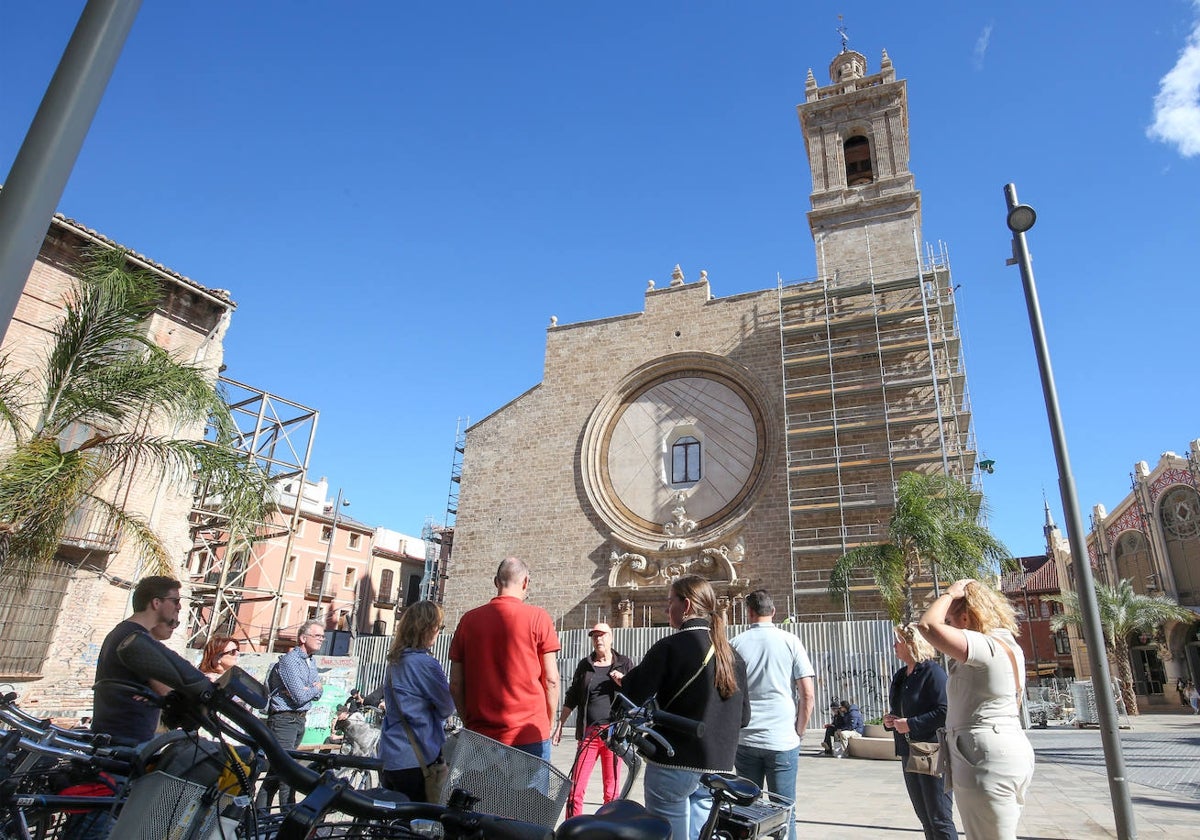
[621,575,750,840]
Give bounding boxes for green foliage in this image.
[1049,579,1193,715]
[0,248,270,587]
[828,471,1011,624]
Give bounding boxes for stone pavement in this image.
[549,710,1200,838]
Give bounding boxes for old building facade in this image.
[444,47,978,629]
[0,214,232,716]
[1048,441,1200,707]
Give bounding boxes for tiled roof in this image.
[1000,555,1059,592]
[49,212,235,307]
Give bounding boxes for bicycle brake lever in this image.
[638,726,675,759]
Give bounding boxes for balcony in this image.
[59,501,120,555]
[374,593,398,609]
[304,585,327,600]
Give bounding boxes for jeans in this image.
[513,739,552,761]
[642,764,712,840]
[256,712,307,811]
[901,764,957,840]
[568,725,620,816]
[734,744,798,840]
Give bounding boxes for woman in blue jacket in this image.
[378,601,455,801]
[884,624,957,840]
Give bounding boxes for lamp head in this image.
[1006,204,1037,233]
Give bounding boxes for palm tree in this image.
[0,247,269,587]
[1050,579,1193,716]
[828,471,1011,624]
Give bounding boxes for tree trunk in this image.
[1111,639,1140,716]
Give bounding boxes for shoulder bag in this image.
[394,655,449,802]
[903,668,944,777]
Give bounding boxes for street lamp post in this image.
[1003,183,1136,839]
[0,0,142,342]
[317,488,349,647]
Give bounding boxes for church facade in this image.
[443,47,977,628]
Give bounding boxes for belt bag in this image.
[904,728,946,777]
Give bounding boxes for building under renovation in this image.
[443,46,977,627]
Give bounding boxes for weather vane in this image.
[837,15,849,52]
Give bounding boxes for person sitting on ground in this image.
[821,699,863,755]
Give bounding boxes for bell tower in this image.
[796,47,921,282]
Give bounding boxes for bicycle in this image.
[569,695,791,840]
[0,714,137,840]
[106,630,780,840]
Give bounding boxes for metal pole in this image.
[1003,183,1137,839]
[0,0,142,341]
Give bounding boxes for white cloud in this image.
[1148,10,1200,157]
[973,23,993,71]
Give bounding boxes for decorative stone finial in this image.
[881,48,892,69]
[647,279,655,291]
[699,269,708,283]
[549,315,557,327]
[670,264,685,287]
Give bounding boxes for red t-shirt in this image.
[448,595,561,746]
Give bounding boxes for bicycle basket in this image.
[107,770,217,840]
[440,729,569,827]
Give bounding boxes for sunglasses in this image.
[221,648,240,657]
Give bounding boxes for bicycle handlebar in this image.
[0,725,137,775]
[648,707,705,739]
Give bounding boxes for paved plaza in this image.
[550,709,1200,838]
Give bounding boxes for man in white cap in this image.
[552,622,635,816]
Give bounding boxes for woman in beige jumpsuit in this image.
[918,579,1034,840]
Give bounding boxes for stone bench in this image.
[846,723,900,760]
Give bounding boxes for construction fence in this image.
[354,619,899,723]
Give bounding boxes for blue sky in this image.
[3,2,1199,559]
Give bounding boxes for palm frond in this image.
[0,437,101,584]
[829,543,906,621]
[0,355,31,441]
[828,471,1010,620]
[83,492,172,577]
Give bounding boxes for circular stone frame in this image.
[580,352,774,549]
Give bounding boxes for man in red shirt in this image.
[449,557,561,759]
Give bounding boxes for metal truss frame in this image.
[186,376,318,652]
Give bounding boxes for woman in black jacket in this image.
[619,575,750,840]
[883,624,958,840]
[552,621,635,816]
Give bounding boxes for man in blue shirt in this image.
[257,619,325,810]
[730,590,814,840]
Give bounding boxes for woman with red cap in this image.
[552,621,635,816]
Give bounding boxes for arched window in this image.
[379,569,394,604]
[671,436,701,484]
[844,135,873,186]
[1160,485,1200,602]
[1114,530,1153,595]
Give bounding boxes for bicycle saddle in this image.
[556,800,672,840]
[700,772,760,805]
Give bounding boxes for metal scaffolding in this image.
[777,243,977,619]
[185,376,318,652]
[422,418,467,604]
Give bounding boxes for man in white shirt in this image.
[730,590,815,840]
